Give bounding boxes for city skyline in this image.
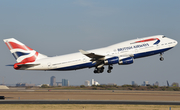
[2,78,177,87]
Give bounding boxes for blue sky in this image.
[0,0,180,86]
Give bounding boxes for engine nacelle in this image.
[104,57,119,65]
[119,57,134,65]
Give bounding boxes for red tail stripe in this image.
[9,42,33,51]
[14,52,39,70]
[21,52,38,63]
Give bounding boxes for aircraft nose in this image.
[174,40,178,46]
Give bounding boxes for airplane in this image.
[3,35,178,73]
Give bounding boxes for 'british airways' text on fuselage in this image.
[117,43,149,52]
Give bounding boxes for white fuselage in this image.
[24,35,178,71]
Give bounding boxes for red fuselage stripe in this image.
[135,38,159,43]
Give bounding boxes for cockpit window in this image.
[162,36,166,38]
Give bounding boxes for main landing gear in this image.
[94,65,113,73]
[94,67,104,73]
[160,53,164,61]
[107,65,113,73]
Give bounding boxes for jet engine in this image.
[119,57,134,65]
[104,57,119,65]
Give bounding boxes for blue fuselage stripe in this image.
[51,62,96,71]
[134,47,172,59]
[50,47,173,71]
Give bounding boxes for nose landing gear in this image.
[107,65,113,73]
[160,53,164,61]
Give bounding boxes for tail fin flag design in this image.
[3,38,48,69]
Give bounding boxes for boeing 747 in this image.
[3,35,178,73]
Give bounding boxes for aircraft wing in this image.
[79,49,105,61]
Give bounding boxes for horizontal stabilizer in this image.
[6,63,40,69]
[17,63,40,67]
[6,64,14,66]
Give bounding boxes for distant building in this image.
[143,81,149,86]
[62,79,69,86]
[91,79,94,85]
[167,80,170,87]
[56,82,62,86]
[94,81,100,85]
[153,81,159,86]
[132,81,138,86]
[37,84,42,87]
[132,81,135,85]
[85,80,90,86]
[50,76,56,86]
[91,79,100,86]
[171,82,179,87]
[16,83,35,87]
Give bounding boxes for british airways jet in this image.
[3,35,178,73]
